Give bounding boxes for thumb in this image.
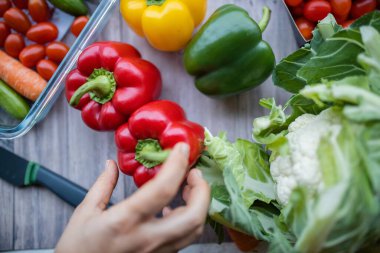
[82,160,119,211]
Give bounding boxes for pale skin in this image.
[55,143,211,253]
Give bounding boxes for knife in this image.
[0,147,105,207]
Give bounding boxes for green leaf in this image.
[203,130,276,206]
[272,48,310,93]
[310,14,342,53]
[298,29,366,84]
[350,11,380,32]
[197,131,283,241]
[358,26,380,95]
[300,76,380,122]
[273,15,342,93]
[253,95,325,147]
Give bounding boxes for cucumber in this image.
[49,0,88,16]
[0,80,30,120]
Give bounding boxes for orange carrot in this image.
[0,50,47,101]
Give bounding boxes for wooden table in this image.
[0,0,297,250]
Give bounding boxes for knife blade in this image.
[0,147,112,207]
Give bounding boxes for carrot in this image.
[0,50,47,101]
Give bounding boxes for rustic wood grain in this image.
[0,0,297,250]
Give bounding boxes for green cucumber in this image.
[49,0,88,16]
[0,80,30,120]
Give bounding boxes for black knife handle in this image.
[35,166,89,207]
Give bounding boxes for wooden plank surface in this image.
[0,0,297,250]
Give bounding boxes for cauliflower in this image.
[270,109,342,205]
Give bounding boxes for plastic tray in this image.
[281,0,308,47]
[0,0,118,139]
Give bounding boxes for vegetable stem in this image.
[258,7,271,33]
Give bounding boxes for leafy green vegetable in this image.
[273,11,380,93]
[197,131,281,241]
[272,14,342,93]
[297,29,366,84]
[358,26,380,94]
[253,95,325,147]
[203,11,380,253]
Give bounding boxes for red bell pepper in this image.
[65,42,162,131]
[115,100,205,187]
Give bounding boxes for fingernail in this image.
[177,143,190,157]
[105,160,113,170]
[194,169,203,178]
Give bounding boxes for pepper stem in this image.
[258,7,271,33]
[70,68,116,106]
[135,139,171,168]
[146,0,165,6]
[140,150,170,163]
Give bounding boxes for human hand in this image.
[55,143,210,253]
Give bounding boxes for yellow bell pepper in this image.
[120,0,207,52]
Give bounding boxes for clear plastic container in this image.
[281,0,308,47]
[0,0,118,139]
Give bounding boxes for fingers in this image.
[81,160,119,211]
[142,169,210,247]
[162,206,172,217]
[108,143,190,222]
[183,169,210,215]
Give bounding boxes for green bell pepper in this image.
[0,79,30,120]
[184,5,275,98]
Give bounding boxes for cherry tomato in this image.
[71,16,89,37]
[26,22,59,44]
[28,0,50,23]
[0,0,11,17]
[3,7,31,34]
[11,0,27,9]
[46,41,69,63]
[296,17,315,40]
[0,21,10,47]
[342,19,355,28]
[285,0,303,7]
[36,59,57,81]
[351,0,377,19]
[4,33,25,58]
[291,3,305,17]
[19,44,45,68]
[331,0,352,17]
[304,0,332,22]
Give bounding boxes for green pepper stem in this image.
[258,7,271,33]
[70,76,112,106]
[140,150,170,163]
[146,0,165,6]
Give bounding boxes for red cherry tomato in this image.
[0,21,10,47]
[70,16,89,37]
[3,7,31,34]
[331,0,352,17]
[28,0,50,23]
[46,41,70,63]
[351,0,377,19]
[11,0,27,9]
[291,3,305,17]
[342,19,355,28]
[26,22,59,44]
[4,33,25,58]
[296,17,315,40]
[0,0,11,17]
[285,0,303,7]
[304,0,332,22]
[36,59,57,81]
[19,44,45,68]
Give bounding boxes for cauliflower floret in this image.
[271,109,342,205]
